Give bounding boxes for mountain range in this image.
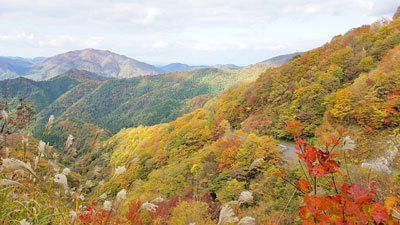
[0,48,298,81]
[0,51,299,157]
[0,49,246,81]
[0,50,300,157]
[157,63,240,73]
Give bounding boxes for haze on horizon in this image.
[0,0,398,66]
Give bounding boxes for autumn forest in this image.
[1,4,400,225]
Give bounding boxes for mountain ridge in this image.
[25,48,160,80]
[0,50,300,80]
[257,52,302,65]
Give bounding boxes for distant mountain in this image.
[26,57,47,63]
[157,63,204,73]
[0,57,33,80]
[211,64,241,69]
[156,53,293,74]
[24,48,159,80]
[258,52,302,66]
[158,63,240,73]
[0,49,294,80]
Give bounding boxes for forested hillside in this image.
[83,10,400,224]
[215,17,400,139]
[0,63,272,161]
[58,64,269,133]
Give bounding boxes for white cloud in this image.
[142,7,162,25]
[151,40,168,48]
[1,0,397,31]
[254,44,288,50]
[192,43,213,51]
[0,32,34,41]
[38,35,104,49]
[0,0,398,64]
[239,43,248,49]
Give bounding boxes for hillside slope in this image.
[87,11,400,224]
[216,18,400,139]
[38,64,271,134]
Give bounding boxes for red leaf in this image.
[330,153,340,158]
[337,129,346,137]
[371,207,389,224]
[330,134,339,145]
[310,165,327,177]
[370,181,376,188]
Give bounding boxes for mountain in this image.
[24,48,159,80]
[30,64,270,134]
[24,56,47,63]
[0,69,111,117]
[158,63,240,73]
[2,51,294,158]
[0,48,288,81]
[211,64,241,69]
[50,68,110,82]
[1,59,277,159]
[0,73,83,111]
[157,63,203,73]
[258,52,302,66]
[0,62,273,155]
[0,56,33,80]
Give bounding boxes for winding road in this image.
[278,142,297,158]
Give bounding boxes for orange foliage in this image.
[217,136,242,171]
[273,121,399,224]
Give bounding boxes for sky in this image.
[0,0,399,66]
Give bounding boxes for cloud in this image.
[0,0,398,64]
[0,32,34,41]
[254,44,288,50]
[239,43,248,50]
[151,40,168,48]
[192,43,213,51]
[1,0,397,31]
[37,35,104,49]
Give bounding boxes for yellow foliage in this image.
[169,201,216,225]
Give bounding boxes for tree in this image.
[329,89,354,121]
[168,201,215,225]
[217,179,245,202]
[358,56,375,72]
[273,121,398,223]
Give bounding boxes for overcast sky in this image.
[0,0,398,66]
